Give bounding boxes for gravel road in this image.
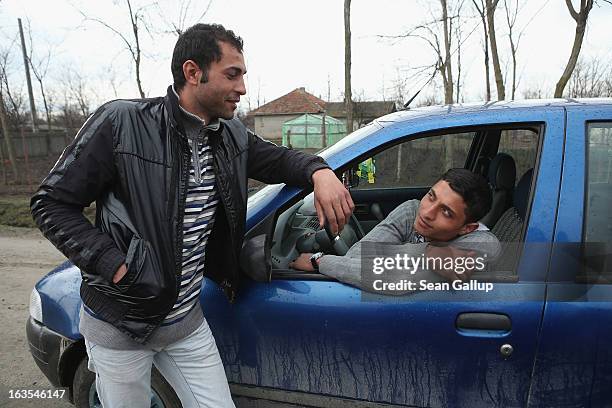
[0,226,73,407]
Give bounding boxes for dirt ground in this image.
[0,225,73,407]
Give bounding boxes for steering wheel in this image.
[323,212,365,256]
[323,224,351,255]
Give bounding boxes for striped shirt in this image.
[161,107,220,326]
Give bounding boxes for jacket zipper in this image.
[192,139,201,183]
[211,137,237,303]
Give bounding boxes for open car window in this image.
[269,124,542,283]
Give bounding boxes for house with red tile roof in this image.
[249,87,326,143]
[248,87,396,144]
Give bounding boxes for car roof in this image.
[376,98,612,124]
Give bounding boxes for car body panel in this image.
[527,104,612,407]
[36,261,83,340]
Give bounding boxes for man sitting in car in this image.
[290,168,501,291]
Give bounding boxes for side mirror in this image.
[240,234,271,283]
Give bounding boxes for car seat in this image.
[481,153,517,228]
[492,168,533,242]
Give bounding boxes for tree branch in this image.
[565,0,580,21]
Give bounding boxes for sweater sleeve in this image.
[317,201,502,294]
[318,200,424,290]
[30,104,125,282]
[246,130,329,188]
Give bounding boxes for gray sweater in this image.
[318,200,501,293]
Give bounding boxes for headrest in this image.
[513,168,533,220]
[488,153,516,190]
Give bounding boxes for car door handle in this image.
[456,312,511,332]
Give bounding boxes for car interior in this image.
[265,124,542,283]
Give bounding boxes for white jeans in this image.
[84,319,235,408]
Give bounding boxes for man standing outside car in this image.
[31,24,353,407]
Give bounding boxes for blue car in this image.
[27,99,612,407]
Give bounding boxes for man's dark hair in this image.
[439,168,492,223]
[171,23,243,91]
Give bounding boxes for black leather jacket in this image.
[31,86,328,342]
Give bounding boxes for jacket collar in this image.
[164,85,224,138]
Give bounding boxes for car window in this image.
[497,128,539,181]
[582,122,612,283]
[353,132,476,190]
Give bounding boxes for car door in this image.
[528,104,612,407]
[202,106,566,407]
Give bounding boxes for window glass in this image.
[582,122,612,282]
[353,132,475,190]
[497,129,538,181]
[585,123,612,242]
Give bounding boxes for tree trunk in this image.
[486,0,505,100]
[483,19,491,101]
[554,0,593,98]
[0,92,18,181]
[128,0,145,98]
[473,0,491,101]
[35,78,53,155]
[344,0,353,133]
[456,26,462,103]
[503,0,518,99]
[441,0,454,104]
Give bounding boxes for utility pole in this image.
[18,18,37,132]
[344,0,353,134]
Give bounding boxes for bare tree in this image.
[344,0,353,133]
[379,1,466,105]
[153,0,213,36]
[566,57,612,97]
[503,0,549,99]
[522,87,546,99]
[440,0,454,104]
[62,68,91,118]
[391,67,409,107]
[24,19,55,154]
[503,0,519,99]
[81,0,151,98]
[0,47,19,180]
[102,63,127,99]
[0,91,18,181]
[0,39,26,128]
[472,0,491,101]
[554,0,611,97]
[453,1,467,102]
[486,0,505,100]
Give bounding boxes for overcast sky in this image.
[1,0,611,113]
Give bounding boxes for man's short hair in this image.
[171,23,244,91]
[439,168,492,223]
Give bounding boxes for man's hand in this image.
[425,245,476,282]
[311,168,354,236]
[289,253,315,272]
[112,264,128,284]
